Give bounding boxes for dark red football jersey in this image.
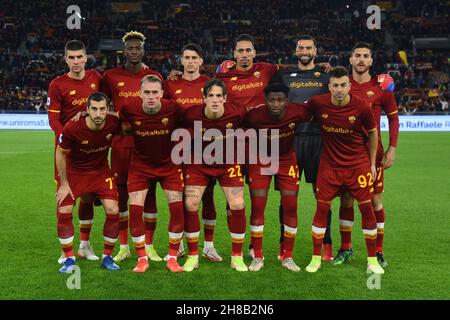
[164,74,209,110]
[305,93,377,169]
[350,76,399,148]
[47,70,102,135]
[101,65,163,148]
[181,102,247,166]
[59,114,121,174]
[244,103,311,159]
[216,62,278,109]
[118,99,182,166]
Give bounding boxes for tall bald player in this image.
[273,35,334,261]
[101,31,164,263]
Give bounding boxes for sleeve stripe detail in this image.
[48,110,61,113]
[387,110,398,116]
[367,128,377,132]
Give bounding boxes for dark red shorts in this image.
[111,145,133,185]
[316,162,374,202]
[59,168,118,206]
[184,164,244,188]
[128,158,184,193]
[248,157,300,191]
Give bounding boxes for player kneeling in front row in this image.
[244,82,312,272]
[55,92,122,273]
[302,67,385,274]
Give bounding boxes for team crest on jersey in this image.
[106,134,112,141]
[253,71,261,78]
[69,90,76,95]
[162,118,169,125]
[321,113,328,119]
[367,90,374,97]
[348,116,356,124]
[134,121,141,126]
[314,72,321,77]
[175,89,182,94]
[81,140,89,144]
[288,122,296,129]
[90,83,96,89]
[231,76,238,81]
[117,82,125,87]
[226,122,233,129]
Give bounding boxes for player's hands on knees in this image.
[382,146,396,169]
[56,184,74,206]
[377,74,395,92]
[71,111,87,122]
[216,60,236,74]
[317,62,333,73]
[167,69,182,81]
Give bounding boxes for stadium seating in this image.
[0,0,448,112]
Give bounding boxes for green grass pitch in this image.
[0,130,449,300]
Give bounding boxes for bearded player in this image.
[332,43,399,268]
[48,40,102,263]
[101,31,164,263]
[273,35,334,262]
[55,92,122,273]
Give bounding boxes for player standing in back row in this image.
[47,40,102,263]
[333,43,399,268]
[101,31,164,263]
[273,35,334,261]
[164,43,222,261]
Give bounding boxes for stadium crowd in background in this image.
[0,0,449,112]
